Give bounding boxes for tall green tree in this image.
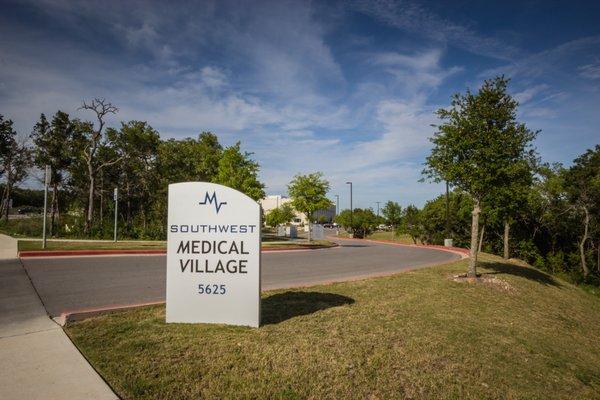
[335,208,378,238]
[265,203,295,227]
[424,76,537,277]
[381,201,402,230]
[399,205,423,244]
[419,192,474,247]
[78,98,121,234]
[31,111,75,234]
[563,145,600,277]
[0,117,32,220]
[213,142,265,201]
[485,156,536,259]
[112,121,161,235]
[287,172,332,241]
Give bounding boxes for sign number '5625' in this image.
[198,284,226,295]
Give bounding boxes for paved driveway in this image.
[22,238,460,317]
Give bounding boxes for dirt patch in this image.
[451,273,515,292]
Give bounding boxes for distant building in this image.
[259,195,336,225]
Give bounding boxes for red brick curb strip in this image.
[330,236,470,258]
[19,243,338,258]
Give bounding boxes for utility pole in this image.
[346,182,353,235]
[113,188,118,242]
[376,201,380,217]
[42,165,50,249]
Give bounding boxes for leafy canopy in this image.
[214,142,265,201]
[381,201,402,227]
[423,76,537,201]
[335,208,378,238]
[287,172,332,220]
[265,203,296,227]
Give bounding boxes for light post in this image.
[335,194,339,215]
[113,188,118,242]
[376,201,380,217]
[346,181,353,236]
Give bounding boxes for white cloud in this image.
[200,66,227,89]
[578,63,600,79]
[352,0,522,61]
[514,84,549,104]
[372,49,462,91]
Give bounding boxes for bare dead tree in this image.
[78,98,121,234]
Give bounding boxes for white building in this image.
[260,195,335,225]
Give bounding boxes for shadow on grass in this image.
[481,261,561,287]
[261,291,355,325]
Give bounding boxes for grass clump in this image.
[66,254,600,399]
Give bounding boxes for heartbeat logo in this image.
[199,191,227,214]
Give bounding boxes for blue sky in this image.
[1,0,599,209]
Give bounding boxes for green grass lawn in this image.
[65,254,600,399]
[336,230,415,244]
[367,230,415,244]
[18,239,335,252]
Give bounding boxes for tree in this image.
[335,208,378,238]
[265,203,295,227]
[399,205,423,244]
[423,76,537,277]
[0,117,32,220]
[112,121,161,234]
[563,145,600,278]
[419,192,474,247]
[287,172,332,241]
[31,111,75,235]
[213,142,265,201]
[78,98,121,233]
[486,162,534,260]
[157,132,222,184]
[381,201,402,230]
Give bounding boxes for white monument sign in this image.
[166,182,261,327]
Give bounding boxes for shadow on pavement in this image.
[261,291,355,325]
[481,261,561,287]
[339,244,371,248]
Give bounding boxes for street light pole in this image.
[335,194,339,215]
[376,201,380,217]
[113,188,118,242]
[346,181,353,235]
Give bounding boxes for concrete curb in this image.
[19,243,339,258]
[55,301,166,326]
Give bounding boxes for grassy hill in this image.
[66,254,600,399]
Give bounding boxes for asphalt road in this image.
[21,238,460,317]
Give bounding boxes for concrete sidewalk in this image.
[0,234,117,400]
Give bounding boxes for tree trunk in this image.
[503,219,510,260]
[478,224,485,253]
[597,242,599,274]
[307,213,312,242]
[85,169,95,234]
[579,206,590,277]
[4,180,12,222]
[0,185,8,221]
[468,198,481,278]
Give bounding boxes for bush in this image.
[335,208,378,238]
